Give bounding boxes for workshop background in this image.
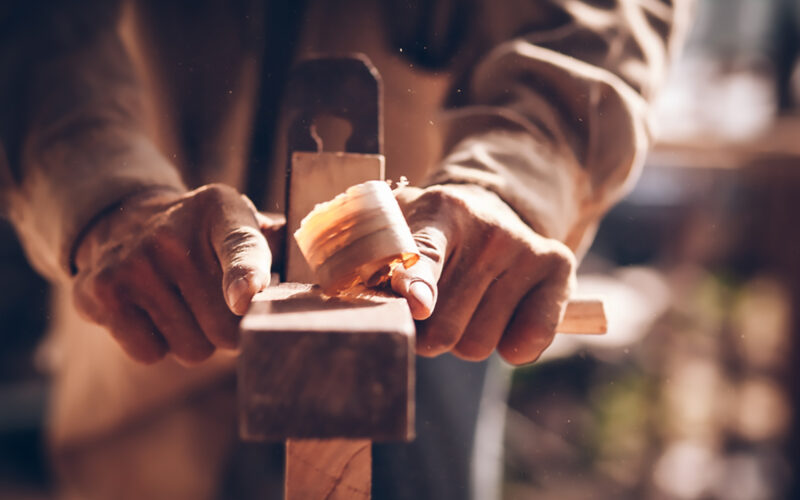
[2,0,800,499]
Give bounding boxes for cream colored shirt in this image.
[0,0,693,448]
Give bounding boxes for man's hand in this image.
[391,185,576,365]
[72,184,278,364]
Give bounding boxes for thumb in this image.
[391,190,451,320]
[210,194,272,315]
[392,253,438,320]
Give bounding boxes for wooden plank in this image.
[248,56,387,500]
[285,439,371,500]
[281,149,388,500]
[558,299,607,335]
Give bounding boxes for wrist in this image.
[71,186,186,273]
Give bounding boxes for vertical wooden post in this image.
[286,439,372,500]
[282,151,387,499]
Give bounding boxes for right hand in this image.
[72,183,281,364]
[390,185,576,365]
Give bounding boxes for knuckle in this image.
[546,253,573,281]
[412,229,446,265]
[149,226,187,261]
[545,240,577,273]
[453,337,493,361]
[412,187,449,211]
[174,343,215,364]
[122,250,150,274]
[197,183,237,205]
[419,317,462,354]
[212,333,238,350]
[105,323,166,364]
[546,251,577,294]
[223,226,263,247]
[475,225,512,272]
[133,345,167,365]
[498,349,530,366]
[526,321,558,343]
[509,255,545,287]
[110,256,153,292]
[203,313,242,349]
[139,232,159,255]
[479,223,504,249]
[149,224,174,245]
[221,227,268,263]
[92,267,124,302]
[519,242,576,288]
[499,332,555,366]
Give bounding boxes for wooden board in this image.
[558,299,607,334]
[244,56,388,500]
[238,283,415,441]
[285,439,371,500]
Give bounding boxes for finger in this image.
[498,274,571,365]
[391,257,437,320]
[208,193,272,315]
[452,269,531,361]
[159,253,240,350]
[414,266,496,356]
[128,264,215,363]
[391,187,456,320]
[391,224,449,320]
[106,306,168,364]
[74,268,167,363]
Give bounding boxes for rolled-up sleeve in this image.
[428,0,694,254]
[0,0,185,281]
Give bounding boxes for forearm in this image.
[427,0,695,256]
[1,0,185,280]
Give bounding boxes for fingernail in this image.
[226,277,252,314]
[408,280,434,317]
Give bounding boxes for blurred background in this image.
[502,0,800,498]
[3,0,800,498]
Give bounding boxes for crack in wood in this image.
[321,443,371,500]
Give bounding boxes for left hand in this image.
[391,185,576,365]
[71,184,284,364]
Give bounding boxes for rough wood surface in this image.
[285,439,371,500]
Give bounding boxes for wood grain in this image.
[558,299,607,335]
[250,57,387,500]
[285,439,371,500]
[238,283,415,441]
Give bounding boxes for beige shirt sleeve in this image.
[0,1,185,281]
[428,0,694,255]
